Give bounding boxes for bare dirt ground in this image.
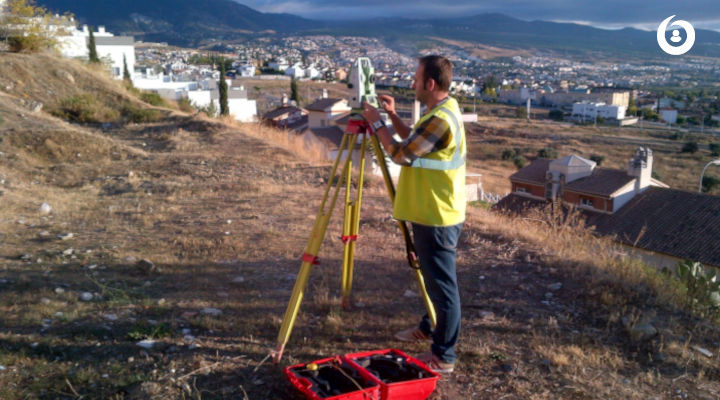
[1,53,719,399]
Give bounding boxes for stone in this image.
[201,307,222,316]
[37,231,51,239]
[29,101,43,113]
[136,259,155,274]
[136,339,156,349]
[80,292,93,302]
[127,381,162,398]
[232,276,245,283]
[124,256,138,264]
[480,311,494,319]
[54,311,64,318]
[55,69,75,84]
[103,313,119,321]
[625,319,658,342]
[548,283,563,291]
[58,233,74,241]
[403,289,419,298]
[54,287,65,294]
[62,248,74,256]
[183,334,196,342]
[544,292,553,298]
[40,298,51,305]
[39,203,51,214]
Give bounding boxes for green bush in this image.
[548,109,564,121]
[702,175,720,193]
[652,170,662,180]
[501,148,517,160]
[538,147,558,159]
[590,154,605,166]
[122,105,165,123]
[140,92,166,107]
[515,107,528,119]
[177,97,195,113]
[681,141,699,154]
[676,260,720,318]
[710,143,720,157]
[52,94,120,123]
[513,155,527,169]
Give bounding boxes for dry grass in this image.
[1,52,719,399]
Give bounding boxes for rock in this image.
[124,256,138,264]
[183,334,196,342]
[403,289,419,298]
[103,313,119,321]
[29,101,43,113]
[126,381,162,399]
[37,231,51,239]
[55,69,75,84]
[62,248,74,256]
[79,292,93,302]
[53,311,64,318]
[39,203,51,214]
[86,264,97,270]
[181,328,191,335]
[58,233,74,241]
[480,311,494,319]
[54,287,65,294]
[227,219,232,224]
[232,276,245,283]
[188,343,201,350]
[136,259,155,274]
[40,297,51,305]
[0,365,5,371]
[548,283,563,291]
[201,307,222,316]
[624,319,658,342]
[544,292,553,298]
[136,339,156,349]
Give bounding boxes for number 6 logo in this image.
[657,15,695,56]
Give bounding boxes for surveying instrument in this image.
[273,58,436,363]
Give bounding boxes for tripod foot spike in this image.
[272,343,285,364]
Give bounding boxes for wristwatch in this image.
[372,119,386,131]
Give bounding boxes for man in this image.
[362,55,466,374]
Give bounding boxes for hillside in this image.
[36,1,720,59]
[1,53,720,399]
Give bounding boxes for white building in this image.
[58,25,134,79]
[660,109,678,124]
[238,63,255,77]
[269,58,289,72]
[285,63,305,79]
[572,102,626,121]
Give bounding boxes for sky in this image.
[236,0,720,31]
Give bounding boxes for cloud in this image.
[238,0,720,29]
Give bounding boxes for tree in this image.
[702,175,720,193]
[515,106,527,119]
[122,54,132,84]
[290,77,300,105]
[538,147,558,159]
[88,27,100,63]
[1,0,68,52]
[218,63,229,116]
[627,97,638,116]
[482,74,498,97]
[590,154,605,166]
[548,109,564,121]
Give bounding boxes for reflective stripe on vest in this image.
[409,106,466,171]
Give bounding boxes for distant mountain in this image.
[37,1,720,59]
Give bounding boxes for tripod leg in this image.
[341,133,368,308]
[340,141,354,307]
[274,134,354,363]
[369,134,437,329]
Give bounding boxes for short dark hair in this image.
[418,55,453,92]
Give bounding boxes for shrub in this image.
[501,148,517,160]
[676,260,720,318]
[513,155,527,169]
[121,105,165,123]
[548,109,563,121]
[652,170,663,180]
[702,175,720,193]
[52,94,120,123]
[681,141,699,154]
[538,147,558,159]
[515,107,527,119]
[177,97,195,113]
[710,142,720,157]
[590,154,605,166]
[140,92,166,107]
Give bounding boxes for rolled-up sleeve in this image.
[386,116,452,166]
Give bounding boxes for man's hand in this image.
[362,102,381,124]
[378,94,396,115]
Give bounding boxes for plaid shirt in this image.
[387,98,453,166]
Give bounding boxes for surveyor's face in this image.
[412,64,429,103]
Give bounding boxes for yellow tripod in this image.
[273,114,436,363]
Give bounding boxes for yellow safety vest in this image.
[393,97,466,226]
